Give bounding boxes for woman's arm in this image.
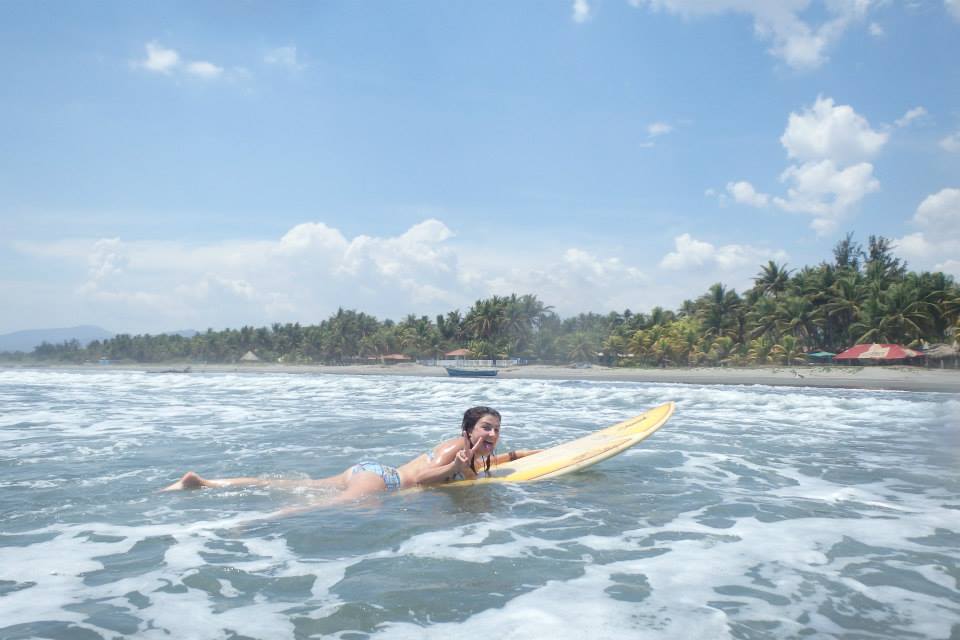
[413,437,484,486]
[412,458,462,485]
[491,449,544,465]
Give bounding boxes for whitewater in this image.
[1,369,957,639]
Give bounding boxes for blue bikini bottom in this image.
[350,461,401,491]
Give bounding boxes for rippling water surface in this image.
[1,369,958,639]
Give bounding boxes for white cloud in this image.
[15,221,467,329]
[894,106,927,128]
[726,181,770,207]
[868,22,884,37]
[139,42,180,74]
[11,220,811,330]
[627,0,873,70]
[780,96,887,165]
[913,187,960,240]
[773,159,880,233]
[726,96,887,234]
[935,259,960,275]
[479,247,649,316]
[76,238,170,308]
[265,46,303,69]
[895,188,960,277]
[83,238,128,288]
[572,0,592,23]
[659,233,787,271]
[134,42,226,81]
[16,220,691,329]
[647,122,673,137]
[185,61,224,79]
[339,219,456,287]
[561,248,644,281]
[947,0,960,21]
[940,131,960,152]
[277,222,348,255]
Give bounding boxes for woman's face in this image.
[468,414,501,455]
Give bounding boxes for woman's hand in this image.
[453,436,485,473]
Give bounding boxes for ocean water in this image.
[1,370,958,640]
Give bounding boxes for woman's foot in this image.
[161,471,210,491]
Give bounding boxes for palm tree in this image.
[747,337,775,365]
[709,336,735,366]
[754,261,792,297]
[771,335,803,365]
[530,330,558,363]
[747,296,779,341]
[602,334,627,365]
[627,329,652,366]
[651,336,672,366]
[879,282,933,345]
[503,294,536,356]
[916,271,957,342]
[677,299,698,319]
[672,319,703,366]
[776,295,822,348]
[697,283,742,340]
[442,310,464,342]
[465,297,505,342]
[823,273,864,349]
[851,295,885,345]
[648,306,674,327]
[941,286,960,339]
[568,332,597,363]
[517,293,553,330]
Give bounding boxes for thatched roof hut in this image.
[924,344,958,358]
[240,350,260,362]
[923,343,959,368]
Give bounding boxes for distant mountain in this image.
[0,325,114,353]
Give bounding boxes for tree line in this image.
[8,235,959,367]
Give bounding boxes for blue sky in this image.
[2,0,958,334]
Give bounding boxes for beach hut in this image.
[382,353,412,364]
[922,343,959,369]
[833,343,920,365]
[805,351,835,363]
[444,348,471,358]
[240,350,260,362]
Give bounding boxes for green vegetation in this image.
[8,235,959,366]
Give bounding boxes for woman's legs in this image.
[263,471,390,518]
[160,469,351,492]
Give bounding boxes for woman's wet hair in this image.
[461,406,501,476]
[461,406,501,433]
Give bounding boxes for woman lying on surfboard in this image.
[162,406,542,505]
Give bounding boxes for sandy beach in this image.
[9,361,959,393]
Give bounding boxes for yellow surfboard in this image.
[450,401,675,486]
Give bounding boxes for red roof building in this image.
[834,344,920,361]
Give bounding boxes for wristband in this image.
[509,450,518,461]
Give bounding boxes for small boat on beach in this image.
[445,366,498,378]
[148,366,192,374]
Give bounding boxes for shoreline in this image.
[4,362,959,393]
